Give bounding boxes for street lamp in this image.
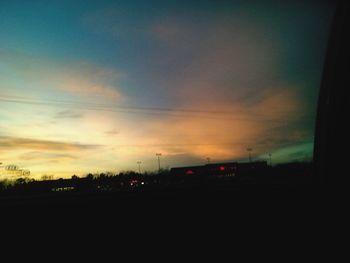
[156,153,162,173]
[247,148,253,163]
[137,161,142,174]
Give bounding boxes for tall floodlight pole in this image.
[268,153,272,166]
[156,153,162,173]
[247,148,253,163]
[206,157,211,164]
[137,161,142,174]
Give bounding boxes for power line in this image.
[0,98,239,121]
[0,95,238,114]
[112,143,248,147]
[0,95,301,122]
[1,94,316,116]
[0,97,253,121]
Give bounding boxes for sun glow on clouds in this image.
[0,50,128,178]
[133,87,302,158]
[0,0,333,179]
[0,49,124,102]
[54,62,124,101]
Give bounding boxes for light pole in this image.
[247,148,253,163]
[137,161,142,174]
[206,157,211,164]
[269,153,272,167]
[156,153,162,173]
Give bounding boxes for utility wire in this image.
[0,95,308,122]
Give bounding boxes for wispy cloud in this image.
[105,128,120,135]
[81,7,147,39]
[19,151,78,162]
[56,62,124,100]
[54,110,84,119]
[0,136,100,151]
[0,48,125,102]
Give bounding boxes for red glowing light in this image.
[219,166,225,171]
[186,170,194,175]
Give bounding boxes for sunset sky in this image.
[0,0,335,179]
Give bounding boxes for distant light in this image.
[219,166,225,171]
[186,170,194,175]
[141,182,145,185]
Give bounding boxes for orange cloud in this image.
[128,83,303,162]
[50,62,125,101]
[19,151,77,162]
[0,136,100,152]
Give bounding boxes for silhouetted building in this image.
[170,161,268,178]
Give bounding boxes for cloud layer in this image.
[0,0,334,178]
[0,136,100,151]
[0,48,124,102]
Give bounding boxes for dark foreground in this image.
[0,162,322,208]
[0,178,318,208]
